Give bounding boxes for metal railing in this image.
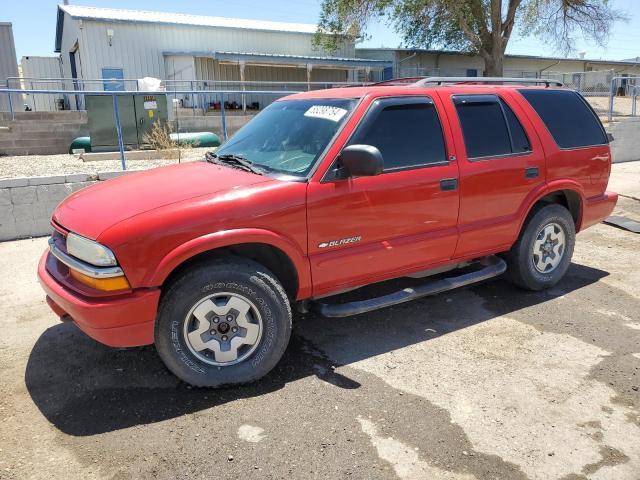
[607,76,640,123]
[412,76,563,87]
[6,77,367,90]
[0,87,303,169]
[3,77,368,113]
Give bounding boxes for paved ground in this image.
[0,164,638,480]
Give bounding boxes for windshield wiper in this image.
[205,152,266,175]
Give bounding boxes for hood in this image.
[53,162,272,239]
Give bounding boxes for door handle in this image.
[440,178,458,191]
[525,167,539,179]
[591,154,610,162]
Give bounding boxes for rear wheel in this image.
[155,258,292,387]
[504,203,575,291]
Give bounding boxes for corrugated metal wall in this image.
[58,12,84,110]
[20,56,65,111]
[356,49,640,79]
[63,16,355,85]
[0,23,20,112]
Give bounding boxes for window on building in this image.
[454,94,530,159]
[519,89,607,148]
[102,68,125,91]
[349,97,447,171]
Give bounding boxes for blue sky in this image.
[5,0,640,61]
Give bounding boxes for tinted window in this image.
[454,97,512,158]
[519,89,607,148]
[500,99,530,153]
[349,99,447,170]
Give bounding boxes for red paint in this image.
[38,251,159,346]
[581,191,618,230]
[38,84,617,348]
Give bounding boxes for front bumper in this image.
[38,251,160,347]
[581,191,618,230]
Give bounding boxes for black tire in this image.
[154,257,292,387]
[504,203,576,291]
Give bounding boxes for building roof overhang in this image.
[164,50,393,69]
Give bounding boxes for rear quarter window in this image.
[518,89,607,149]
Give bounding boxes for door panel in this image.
[134,94,168,144]
[86,95,138,149]
[437,90,546,257]
[307,95,460,296]
[307,166,459,295]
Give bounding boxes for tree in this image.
[314,0,625,77]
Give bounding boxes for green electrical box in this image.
[86,94,168,152]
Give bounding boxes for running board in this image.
[312,256,507,318]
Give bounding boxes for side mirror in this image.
[336,144,383,178]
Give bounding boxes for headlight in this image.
[66,233,117,267]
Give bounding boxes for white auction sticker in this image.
[304,105,347,122]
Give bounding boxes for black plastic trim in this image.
[440,178,458,191]
[525,167,540,179]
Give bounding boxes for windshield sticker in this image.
[304,105,348,122]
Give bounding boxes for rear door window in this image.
[349,97,447,171]
[518,89,607,148]
[453,95,530,159]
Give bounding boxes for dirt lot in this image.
[0,164,638,480]
[587,96,636,120]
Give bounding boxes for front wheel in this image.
[155,258,292,387]
[504,203,576,291]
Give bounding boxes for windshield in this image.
[214,98,357,177]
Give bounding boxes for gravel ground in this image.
[0,147,212,179]
[0,164,638,479]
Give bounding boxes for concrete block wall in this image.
[0,171,129,242]
[0,111,88,156]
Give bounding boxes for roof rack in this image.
[412,76,564,87]
[369,76,427,86]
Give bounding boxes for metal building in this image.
[54,4,390,109]
[357,48,640,82]
[0,22,20,112]
[20,56,65,111]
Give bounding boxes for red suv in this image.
[38,78,617,386]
